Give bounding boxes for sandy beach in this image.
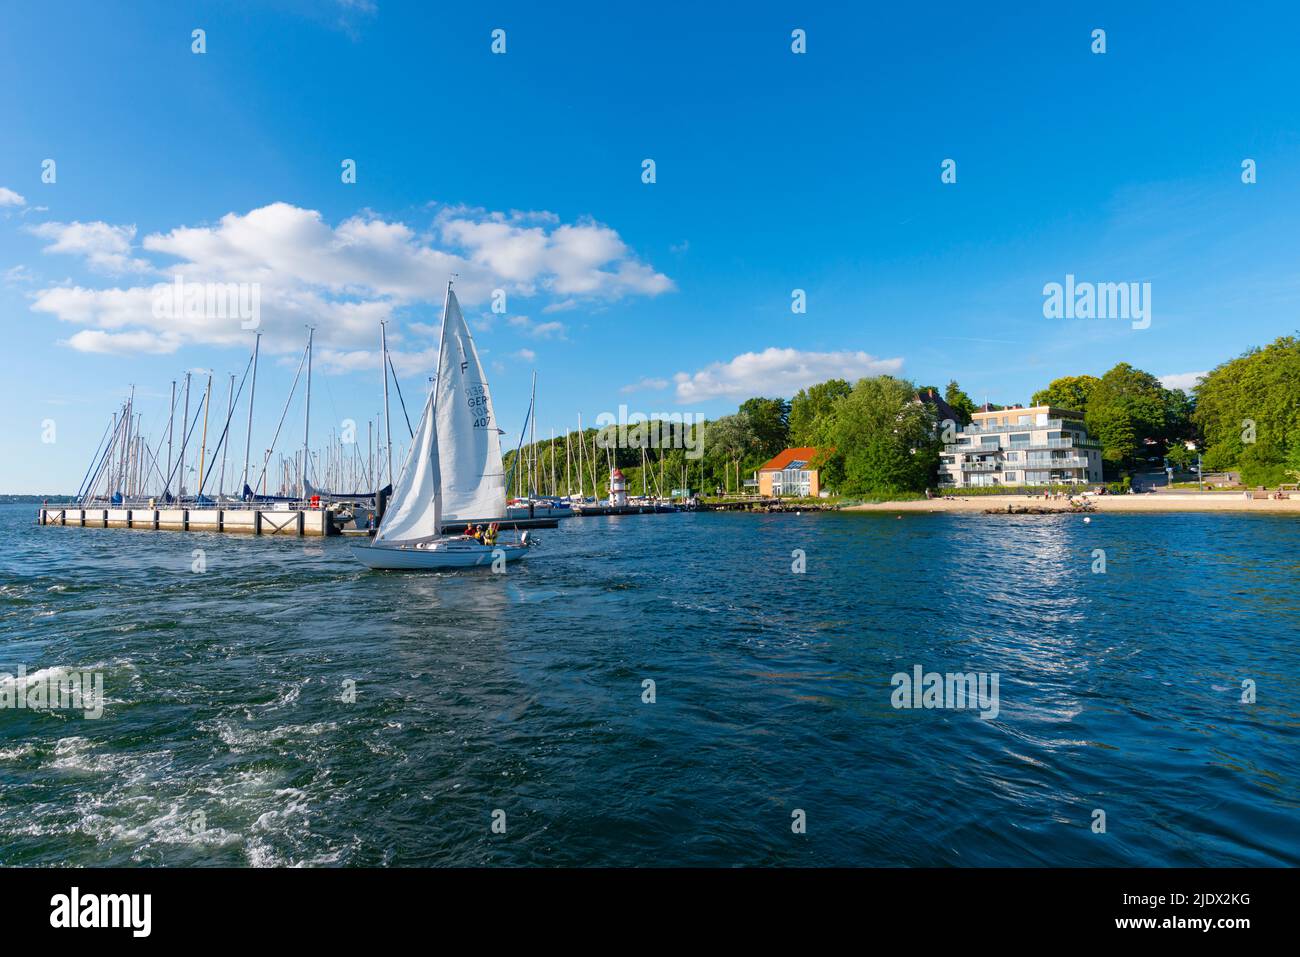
[844,493,1300,514]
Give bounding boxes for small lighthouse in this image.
[609,468,628,507]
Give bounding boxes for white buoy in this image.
[1083,516,1091,523]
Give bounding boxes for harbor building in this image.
[940,405,1103,488]
[756,447,826,497]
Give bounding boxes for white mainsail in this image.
[372,387,441,545]
[435,288,506,523]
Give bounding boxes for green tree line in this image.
[505,334,1300,498]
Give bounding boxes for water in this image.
[1,502,1296,866]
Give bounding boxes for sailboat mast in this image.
[241,332,261,497]
[166,379,175,499]
[528,372,537,496]
[380,321,393,487]
[302,326,314,499]
[179,373,191,498]
[198,373,212,494]
[219,372,234,497]
[577,414,585,499]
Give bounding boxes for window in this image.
[1004,472,1017,482]
[774,468,811,496]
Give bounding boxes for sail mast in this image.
[179,373,191,498]
[165,380,175,500]
[529,372,537,496]
[198,372,212,494]
[241,332,260,497]
[302,326,314,499]
[577,414,585,499]
[380,321,394,487]
[219,372,234,497]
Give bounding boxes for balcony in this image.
[961,462,1001,471]
[964,418,1067,434]
[1025,456,1087,468]
[948,436,1099,454]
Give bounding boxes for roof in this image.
[757,447,827,472]
[915,388,959,424]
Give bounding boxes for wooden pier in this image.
[38,505,332,536]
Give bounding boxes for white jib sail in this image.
[436,288,507,523]
[373,387,441,545]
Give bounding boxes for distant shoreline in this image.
[843,493,1300,514]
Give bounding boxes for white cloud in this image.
[507,315,566,339]
[438,209,673,300]
[313,346,437,377]
[61,329,181,355]
[1159,371,1207,391]
[26,201,671,361]
[673,348,904,402]
[0,187,26,207]
[28,221,151,274]
[621,377,669,394]
[513,348,536,362]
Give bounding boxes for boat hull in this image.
[350,538,529,570]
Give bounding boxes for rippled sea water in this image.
[1,502,1296,866]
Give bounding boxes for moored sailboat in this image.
[350,282,532,570]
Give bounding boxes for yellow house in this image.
[756,447,826,497]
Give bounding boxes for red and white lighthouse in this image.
[609,468,628,506]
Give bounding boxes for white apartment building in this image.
[940,405,1103,488]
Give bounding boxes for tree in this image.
[1083,364,1172,471]
[1087,403,1138,468]
[943,380,978,426]
[789,379,851,445]
[1164,442,1197,472]
[818,376,938,495]
[1031,374,1101,414]
[705,413,757,493]
[1192,336,1300,483]
[738,397,791,460]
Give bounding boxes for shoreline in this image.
[843,493,1300,514]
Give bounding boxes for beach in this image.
[844,493,1300,514]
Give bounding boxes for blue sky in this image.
[3,1,1299,492]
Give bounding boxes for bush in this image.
[1239,461,1290,488]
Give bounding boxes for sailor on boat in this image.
[349,279,534,571]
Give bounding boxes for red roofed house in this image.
[756,447,828,497]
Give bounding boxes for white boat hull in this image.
[351,537,529,570]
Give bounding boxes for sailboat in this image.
[350,282,532,570]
